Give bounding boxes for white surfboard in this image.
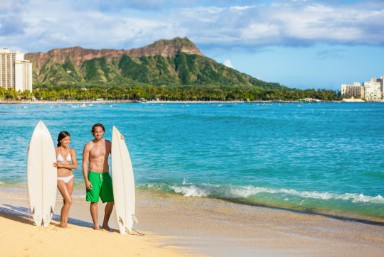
[112,126,137,234]
[27,121,57,227]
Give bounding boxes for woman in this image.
[54,131,78,228]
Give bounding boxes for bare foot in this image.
[59,223,67,228]
[93,226,101,230]
[101,225,112,232]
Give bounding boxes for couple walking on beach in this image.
[54,123,114,230]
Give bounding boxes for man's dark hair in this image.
[91,123,105,133]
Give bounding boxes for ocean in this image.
[1,102,383,220]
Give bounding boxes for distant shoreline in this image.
[0,99,380,104]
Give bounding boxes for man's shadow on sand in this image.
[0,204,145,235]
[0,204,93,228]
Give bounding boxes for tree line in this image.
[0,84,341,102]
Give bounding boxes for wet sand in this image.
[1,187,383,257]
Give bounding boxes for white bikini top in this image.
[57,152,72,162]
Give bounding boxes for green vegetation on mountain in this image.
[27,37,283,91]
[33,53,283,91]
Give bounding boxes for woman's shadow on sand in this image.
[0,204,145,235]
[0,204,93,228]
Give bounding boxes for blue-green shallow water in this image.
[0,102,383,219]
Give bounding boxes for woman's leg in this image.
[57,178,74,227]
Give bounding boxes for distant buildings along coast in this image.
[341,77,384,102]
[0,48,32,92]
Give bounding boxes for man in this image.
[82,123,114,230]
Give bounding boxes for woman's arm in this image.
[54,148,78,170]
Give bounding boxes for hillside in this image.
[25,37,284,90]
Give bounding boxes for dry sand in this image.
[0,212,194,257]
[1,187,383,257]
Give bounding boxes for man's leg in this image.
[102,202,114,230]
[90,202,99,230]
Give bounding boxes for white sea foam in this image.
[171,184,209,197]
[164,182,384,204]
[171,179,209,197]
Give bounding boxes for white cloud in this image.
[1,0,384,53]
[223,59,233,68]
[175,2,384,47]
[240,23,280,41]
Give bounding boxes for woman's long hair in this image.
[57,131,71,147]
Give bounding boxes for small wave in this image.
[171,180,209,197]
[229,187,384,204]
[140,181,384,205]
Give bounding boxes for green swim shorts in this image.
[86,171,114,203]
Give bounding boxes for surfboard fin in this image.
[118,217,124,226]
[31,207,38,226]
[132,215,138,224]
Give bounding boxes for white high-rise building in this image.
[0,48,32,92]
[15,60,32,92]
[364,78,382,101]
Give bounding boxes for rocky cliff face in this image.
[127,38,203,58]
[25,37,203,74]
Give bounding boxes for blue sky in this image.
[1,0,383,90]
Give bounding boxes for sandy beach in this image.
[1,187,383,257]
[0,188,200,257]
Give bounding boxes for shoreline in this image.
[1,186,384,257]
[2,184,383,225]
[1,99,382,105]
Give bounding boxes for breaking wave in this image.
[141,180,384,204]
[139,180,384,219]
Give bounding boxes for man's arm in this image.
[82,143,92,190]
[107,140,112,155]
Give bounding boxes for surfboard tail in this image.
[43,218,50,227]
[132,214,138,224]
[118,217,127,235]
[34,216,42,226]
[30,207,41,226]
[118,216,124,226]
[123,215,137,235]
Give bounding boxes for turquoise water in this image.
[1,102,383,219]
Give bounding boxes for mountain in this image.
[25,37,283,90]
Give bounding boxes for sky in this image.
[1,0,383,90]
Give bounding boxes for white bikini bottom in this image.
[57,175,74,184]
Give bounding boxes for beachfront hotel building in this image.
[341,82,364,99]
[0,48,32,92]
[341,77,384,101]
[364,78,383,101]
